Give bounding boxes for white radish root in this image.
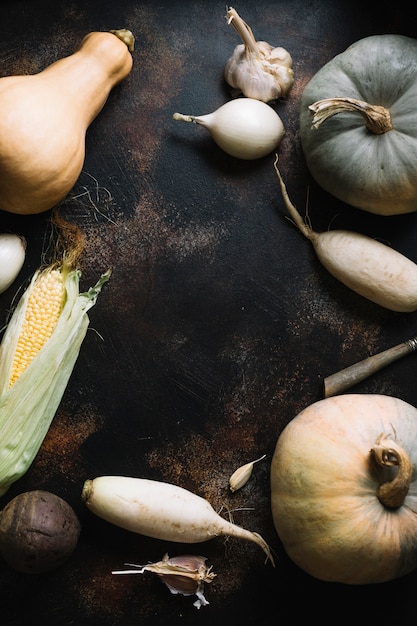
[81,476,275,566]
[274,156,417,312]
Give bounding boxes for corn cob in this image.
[8,267,65,387]
[0,260,111,496]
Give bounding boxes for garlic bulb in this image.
[224,7,294,103]
[0,233,26,294]
[113,553,216,609]
[173,98,285,160]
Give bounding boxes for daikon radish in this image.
[274,157,417,312]
[81,476,274,565]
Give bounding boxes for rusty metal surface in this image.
[0,0,417,623]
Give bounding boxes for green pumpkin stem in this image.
[309,97,393,135]
[372,433,412,508]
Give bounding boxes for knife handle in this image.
[324,337,417,398]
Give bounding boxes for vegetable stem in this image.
[172,112,196,123]
[226,7,260,57]
[109,29,135,52]
[372,434,412,508]
[324,336,417,397]
[308,97,393,135]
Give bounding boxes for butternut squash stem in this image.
[372,434,412,508]
[109,29,135,52]
[308,97,393,135]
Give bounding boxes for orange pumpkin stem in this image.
[372,433,412,508]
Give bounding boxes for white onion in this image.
[173,98,285,160]
[0,233,26,294]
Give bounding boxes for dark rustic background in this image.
[0,1,417,624]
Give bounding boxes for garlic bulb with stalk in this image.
[173,98,285,160]
[224,7,294,103]
[0,233,26,294]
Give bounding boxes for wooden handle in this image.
[324,338,417,398]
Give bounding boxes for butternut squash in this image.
[0,29,134,215]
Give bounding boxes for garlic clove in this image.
[112,553,216,609]
[0,233,26,294]
[229,454,267,492]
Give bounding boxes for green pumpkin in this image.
[299,34,417,216]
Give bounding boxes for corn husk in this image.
[0,265,111,496]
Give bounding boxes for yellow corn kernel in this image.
[8,268,65,387]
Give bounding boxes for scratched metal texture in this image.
[0,1,416,624]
